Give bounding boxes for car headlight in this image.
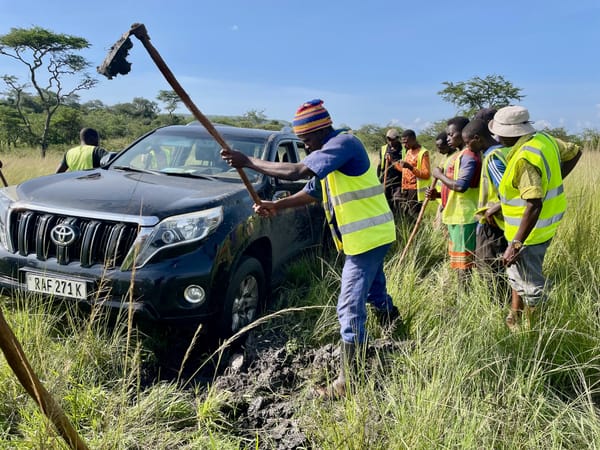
[125,206,223,269]
[0,190,14,251]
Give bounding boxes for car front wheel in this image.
[220,257,265,338]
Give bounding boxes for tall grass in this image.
[0,147,598,448]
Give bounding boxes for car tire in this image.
[219,257,265,339]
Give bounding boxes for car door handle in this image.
[272,191,291,200]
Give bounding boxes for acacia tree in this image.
[156,89,181,119]
[0,26,97,156]
[438,74,524,117]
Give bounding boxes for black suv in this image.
[0,124,325,336]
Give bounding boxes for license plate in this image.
[25,273,87,300]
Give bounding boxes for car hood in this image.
[11,169,250,219]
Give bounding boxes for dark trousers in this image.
[399,189,421,221]
[476,223,510,303]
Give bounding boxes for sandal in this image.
[505,311,520,332]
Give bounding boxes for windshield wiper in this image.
[112,165,160,175]
[160,171,218,181]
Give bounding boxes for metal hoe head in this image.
[96,23,148,79]
[96,23,262,204]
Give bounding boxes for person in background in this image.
[221,99,400,399]
[463,120,509,280]
[393,129,431,220]
[426,117,481,285]
[489,106,582,330]
[474,107,498,125]
[432,131,454,229]
[56,128,109,173]
[377,129,404,216]
[435,131,452,156]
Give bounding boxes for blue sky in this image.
[1,0,599,133]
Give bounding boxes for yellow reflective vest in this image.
[380,144,405,170]
[321,165,396,255]
[441,149,479,225]
[413,147,431,202]
[380,144,388,171]
[498,132,566,245]
[66,145,95,171]
[477,146,508,229]
[435,151,457,205]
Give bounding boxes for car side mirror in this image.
[100,152,119,168]
[272,190,291,201]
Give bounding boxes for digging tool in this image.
[97,23,261,205]
[0,308,88,450]
[398,177,438,265]
[0,161,8,187]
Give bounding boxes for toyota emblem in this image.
[50,224,79,246]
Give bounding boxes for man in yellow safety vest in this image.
[221,99,400,399]
[56,128,110,173]
[489,106,581,330]
[377,128,404,216]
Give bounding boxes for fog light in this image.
[184,285,206,304]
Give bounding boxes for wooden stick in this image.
[398,178,438,265]
[382,157,390,190]
[0,308,88,449]
[0,161,7,187]
[128,24,261,205]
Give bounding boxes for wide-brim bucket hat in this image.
[488,106,536,137]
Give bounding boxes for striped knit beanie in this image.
[292,99,333,136]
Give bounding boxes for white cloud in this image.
[534,119,552,130]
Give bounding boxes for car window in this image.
[109,129,268,182]
[275,142,295,163]
[294,142,312,181]
[296,141,308,162]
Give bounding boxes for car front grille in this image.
[9,210,139,269]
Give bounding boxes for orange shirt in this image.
[400,147,430,190]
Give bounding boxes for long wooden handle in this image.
[0,308,88,450]
[129,24,262,205]
[398,178,437,265]
[382,157,390,189]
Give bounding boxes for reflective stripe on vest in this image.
[441,149,479,225]
[498,132,566,244]
[321,165,395,255]
[477,146,507,228]
[66,145,95,171]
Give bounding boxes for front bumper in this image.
[0,248,223,325]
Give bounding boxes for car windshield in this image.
[109,127,268,182]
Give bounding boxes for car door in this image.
[267,139,318,268]
[294,140,327,247]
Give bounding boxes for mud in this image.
[207,327,409,449]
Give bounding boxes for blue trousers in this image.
[337,243,394,344]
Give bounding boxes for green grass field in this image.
[0,147,598,448]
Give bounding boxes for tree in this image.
[353,124,388,155]
[438,74,524,117]
[111,97,158,121]
[156,90,181,118]
[0,104,24,149]
[0,26,97,156]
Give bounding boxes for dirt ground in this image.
[203,325,409,449]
